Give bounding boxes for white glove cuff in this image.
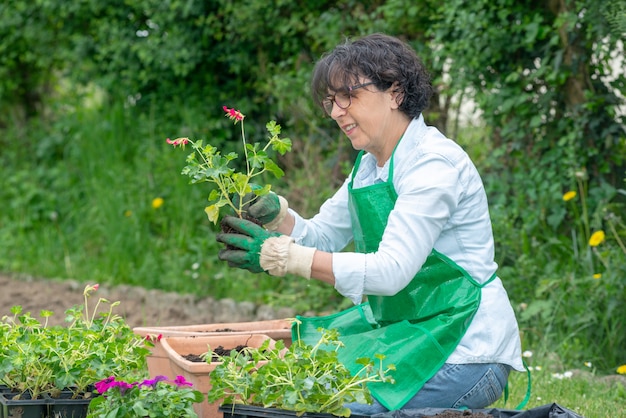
[264,195,289,231]
[260,235,316,279]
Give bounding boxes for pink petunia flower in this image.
[110,380,135,395]
[173,375,193,387]
[94,376,117,394]
[140,375,168,388]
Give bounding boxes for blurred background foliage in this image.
[0,0,625,373]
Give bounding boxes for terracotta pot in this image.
[134,319,292,378]
[161,334,276,418]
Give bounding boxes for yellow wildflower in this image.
[152,197,164,209]
[593,273,601,279]
[588,230,605,247]
[124,210,133,217]
[617,364,626,375]
[562,191,576,202]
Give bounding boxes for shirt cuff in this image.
[288,208,307,242]
[332,252,366,305]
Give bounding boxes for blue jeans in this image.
[347,363,510,415]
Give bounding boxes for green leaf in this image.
[254,184,272,196]
[272,136,292,155]
[204,205,220,223]
[264,159,285,178]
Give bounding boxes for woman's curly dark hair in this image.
[311,33,434,118]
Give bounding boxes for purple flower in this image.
[94,376,117,394]
[140,375,168,388]
[173,375,193,387]
[110,380,135,395]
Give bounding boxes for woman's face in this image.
[327,79,408,164]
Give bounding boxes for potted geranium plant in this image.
[0,284,150,417]
[209,323,396,418]
[86,375,204,417]
[166,105,292,224]
[159,333,276,418]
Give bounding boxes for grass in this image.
[494,364,626,418]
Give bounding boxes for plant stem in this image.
[607,217,626,255]
[241,120,250,176]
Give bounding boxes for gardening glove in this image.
[234,190,289,231]
[217,216,280,273]
[259,235,316,279]
[217,216,316,278]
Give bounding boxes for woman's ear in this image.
[389,82,403,109]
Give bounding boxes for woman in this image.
[217,33,524,413]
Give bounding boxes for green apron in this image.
[293,147,495,410]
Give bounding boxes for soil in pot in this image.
[183,344,249,363]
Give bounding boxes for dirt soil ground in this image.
[0,273,285,328]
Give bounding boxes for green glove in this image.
[216,216,280,273]
[235,191,281,224]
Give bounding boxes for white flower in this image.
[552,371,573,380]
[584,362,592,368]
[522,350,533,358]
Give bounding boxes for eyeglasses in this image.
[322,81,376,115]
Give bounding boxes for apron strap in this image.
[503,360,532,410]
[478,272,498,288]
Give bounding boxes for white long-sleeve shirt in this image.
[289,115,524,371]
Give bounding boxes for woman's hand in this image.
[216,216,280,273]
[217,216,315,278]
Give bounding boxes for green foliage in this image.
[0,284,149,399]
[87,375,203,418]
[171,108,292,224]
[490,168,626,372]
[207,326,394,417]
[604,0,626,34]
[431,0,626,183]
[0,0,64,121]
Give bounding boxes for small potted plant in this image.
[0,284,150,418]
[166,105,292,224]
[86,375,204,417]
[159,333,276,418]
[209,323,395,418]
